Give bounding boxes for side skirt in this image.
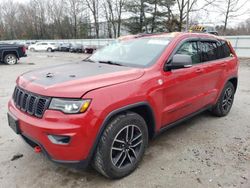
[155,105,212,137]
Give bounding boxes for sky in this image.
[1,0,250,28]
[190,0,250,27]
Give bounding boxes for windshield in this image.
[89,37,172,67]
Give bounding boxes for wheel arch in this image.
[88,102,156,163]
[228,77,238,92]
[2,50,19,59]
[214,76,238,106]
[100,102,156,139]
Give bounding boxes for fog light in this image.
[48,135,71,145]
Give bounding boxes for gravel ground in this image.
[0,52,250,188]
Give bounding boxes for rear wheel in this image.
[93,112,148,179]
[30,48,35,52]
[211,82,235,117]
[4,54,17,65]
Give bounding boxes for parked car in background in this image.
[24,41,37,49]
[0,44,27,65]
[58,43,72,52]
[28,42,58,52]
[83,44,106,54]
[69,43,83,53]
[83,45,97,54]
[11,41,37,49]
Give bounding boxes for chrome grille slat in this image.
[21,93,28,111]
[12,87,50,118]
[27,96,36,115]
[16,90,22,107]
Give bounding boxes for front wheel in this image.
[4,54,17,65]
[211,82,235,117]
[92,112,148,179]
[30,48,35,52]
[47,48,53,52]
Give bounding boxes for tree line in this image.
[0,0,249,40]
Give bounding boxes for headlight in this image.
[49,98,91,114]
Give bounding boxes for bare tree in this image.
[103,0,125,37]
[47,0,67,38]
[103,2,113,38]
[176,0,217,31]
[29,0,48,38]
[0,5,4,38]
[86,0,100,38]
[1,0,19,39]
[164,0,177,32]
[3,0,249,39]
[115,0,126,37]
[149,0,158,33]
[124,0,148,33]
[217,0,249,33]
[175,0,198,31]
[147,0,175,33]
[67,0,85,38]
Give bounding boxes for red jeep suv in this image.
[8,32,238,179]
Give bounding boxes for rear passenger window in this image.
[217,41,231,58]
[176,41,201,64]
[200,41,218,62]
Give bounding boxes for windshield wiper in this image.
[98,61,123,66]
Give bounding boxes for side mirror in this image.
[164,54,192,71]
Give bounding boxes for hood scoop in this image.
[46,72,55,78]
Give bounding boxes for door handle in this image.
[195,68,204,73]
[221,63,226,67]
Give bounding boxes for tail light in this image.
[22,46,26,54]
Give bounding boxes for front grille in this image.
[13,87,51,118]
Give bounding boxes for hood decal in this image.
[22,62,133,86]
[17,61,145,98]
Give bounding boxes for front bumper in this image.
[8,99,99,166]
[20,133,88,168]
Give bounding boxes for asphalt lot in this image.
[0,52,250,188]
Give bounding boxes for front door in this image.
[41,43,48,51]
[161,40,207,127]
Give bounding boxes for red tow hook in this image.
[34,146,42,153]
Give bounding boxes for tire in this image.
[4,54,17,65]
[47,48,52,52]
[211,82,235,117]
[30,48,35,52]
[92,111,148,179]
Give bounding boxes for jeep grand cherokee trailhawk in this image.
[7,32,238,179]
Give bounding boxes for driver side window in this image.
[176,41,200,64]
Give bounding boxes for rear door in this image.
[161,40,208,126]
[199,40,232,106]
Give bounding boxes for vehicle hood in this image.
[0,44,23,48]
[17,62,144,98]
